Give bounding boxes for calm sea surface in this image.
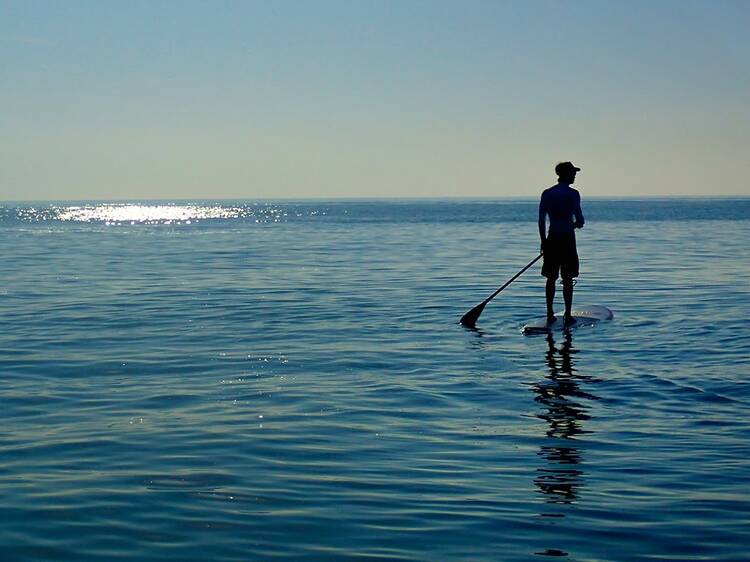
[1,199,749,561]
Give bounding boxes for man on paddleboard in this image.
[539,162,585,326]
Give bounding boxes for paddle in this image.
[459,253,543,327]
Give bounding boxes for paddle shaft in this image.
[481,253,543,305]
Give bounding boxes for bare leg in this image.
[545,277,556,322]
[562,278,574,323]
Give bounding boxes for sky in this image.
[1,0,749,200]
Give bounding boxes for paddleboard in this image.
[522,305,613,335]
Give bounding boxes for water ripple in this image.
[1,200,749,561]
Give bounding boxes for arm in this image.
[538,195,547,251]
[574,191,585,229]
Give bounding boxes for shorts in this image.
[542,233,579,280]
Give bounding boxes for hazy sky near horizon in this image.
[2,0,749,200]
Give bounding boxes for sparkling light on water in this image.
[57,204,242,224]
[15,204,292,225]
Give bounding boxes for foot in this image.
[546,314,557,325]
[563,315,577,327]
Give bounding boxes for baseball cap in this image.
[555,161,581,175]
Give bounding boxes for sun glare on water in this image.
[55,204,242,224]
[26,204,291,225]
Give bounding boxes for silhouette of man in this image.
[539,162,585,326]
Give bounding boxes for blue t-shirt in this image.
[539,184,584,235]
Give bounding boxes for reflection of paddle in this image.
[459,254,543,327]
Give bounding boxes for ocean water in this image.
[1,198,749,561]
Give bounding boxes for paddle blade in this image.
[459,301,487,327]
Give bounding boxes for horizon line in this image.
[2,194,750,204]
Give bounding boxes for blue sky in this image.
[2,0,748,199]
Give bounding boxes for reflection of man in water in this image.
[532,331,597,507]
[538,162,585,325]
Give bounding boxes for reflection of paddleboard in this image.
[522,305,613,335]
